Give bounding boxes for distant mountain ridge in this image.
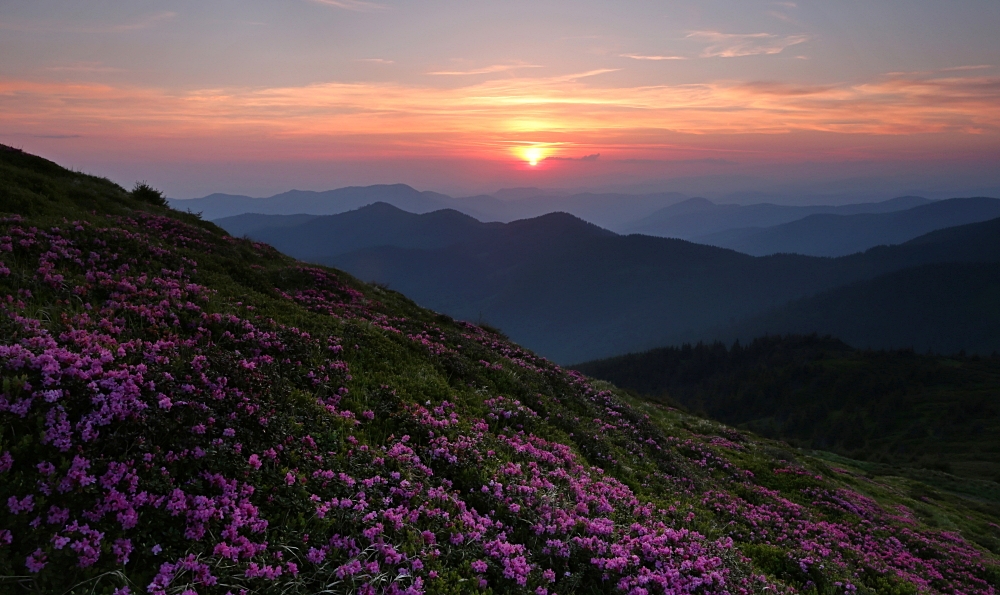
[694,196,1000,256]
[173,183,935,234]
[625,195,934,238]
[216,203,1000,362]
[168,184,455,220]
[169,184,692,229]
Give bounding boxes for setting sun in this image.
[517,146,547,166]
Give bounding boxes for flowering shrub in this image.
[0,152,998,594]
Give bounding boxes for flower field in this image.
[0,147,998,594]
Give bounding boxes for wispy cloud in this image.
[307,0,386,11]
[941,64,993,72]
[551,69,619,82]
[428,64,542,76]
[358,58,394,64]
[45,62,122,74]
[106,11,176,32]
[0,12,176,34]
[688,31,808,58]
[620,54,687,61]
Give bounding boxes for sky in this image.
[2,0,1000,199]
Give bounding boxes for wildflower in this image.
[26,549,47,572]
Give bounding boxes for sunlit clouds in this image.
[687,31,810,58]
[306,0,386,12]
[3,68,999,162]
[620,54,688,61]
[427,63,544,76]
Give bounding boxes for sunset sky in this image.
[2,0,1000,198]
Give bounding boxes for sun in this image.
[516,146,547,166]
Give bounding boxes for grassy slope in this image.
[0,147,998,595]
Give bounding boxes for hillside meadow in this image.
[0,146,999,594]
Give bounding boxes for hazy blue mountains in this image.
[624,195,932,238]
[460,190,690,230]
[168,184,456,220]
[694,196,1000,256]
[174,182,960,240]
[171,185,690,229]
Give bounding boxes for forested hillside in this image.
[575,335,1000,483]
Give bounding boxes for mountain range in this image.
[171,184,949,235]
[624,194,934,237]
[216,202,1000,363]
[693,196,1000,256]
[168,185,691,230]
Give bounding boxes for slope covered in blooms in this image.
[0,147,999,595]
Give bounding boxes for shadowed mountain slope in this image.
[722,262,1000,354]
[322,209,1000,362]
[229,202,505,261]
[214,213,321,237]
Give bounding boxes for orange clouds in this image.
[3,69,1000,162]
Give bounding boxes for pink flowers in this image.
[307,547,326,564]
[336,558,363,579]
[7,494,34,514]
[26,548,47,572]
